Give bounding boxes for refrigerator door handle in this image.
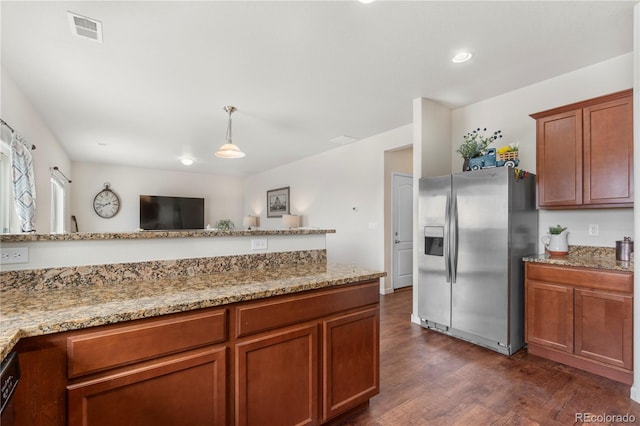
[444,190,451,283]
[451,192,458,283]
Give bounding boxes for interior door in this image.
[392,173,413,289]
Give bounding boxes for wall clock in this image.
[93,183,120,219]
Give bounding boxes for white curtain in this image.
[10,132,36,232]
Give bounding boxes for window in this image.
[0,139,19,233]
[50,174,67,234]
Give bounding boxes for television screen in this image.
[140,195,205,230]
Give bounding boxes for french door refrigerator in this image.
[418,167,537,355]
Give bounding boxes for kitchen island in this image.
[1,228,383,425]
[2,262,384,425]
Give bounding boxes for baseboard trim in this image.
[528,343,633,385]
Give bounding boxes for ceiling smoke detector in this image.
[68,11,103,43]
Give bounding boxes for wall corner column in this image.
[412,98,452,322]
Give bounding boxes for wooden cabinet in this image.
[13,279,380,426]
[234,280,380,425]
[67,347,227,426]
[574,288,632,370]
[322,307,379,422]
[65,308,229,426]
[531,89,633,208]
[235,325,318,426]
[525,281,574,353]
[525,263,633,384]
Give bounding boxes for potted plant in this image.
[216,219,235,231]
[457,128,503,171]
[548,224,567,235]
[542,224,569,256]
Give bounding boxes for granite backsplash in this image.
[0,249,326,292]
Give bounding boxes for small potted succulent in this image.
[548,224,567,235]
[542,224,569,256]
[215,219,235,231]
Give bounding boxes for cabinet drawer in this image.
[67,346,227,426]
[526,263,632,293]
[67,308,227,378]
[236,280,379,338]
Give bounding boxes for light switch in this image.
[251,239,268,250]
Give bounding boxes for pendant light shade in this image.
[215,106,245,159]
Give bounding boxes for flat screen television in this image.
[139,195,205,230]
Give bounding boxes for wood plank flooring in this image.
[342,288,640,425]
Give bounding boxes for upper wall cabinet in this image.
[530,89,633,209]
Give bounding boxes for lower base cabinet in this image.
[322,307,379,422]
[574,288,632,369]
[235,324,318,426]
[67,347,227,426]
[13,280,380,426]
[525,263,633,384]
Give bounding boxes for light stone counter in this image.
[523,245,633,273]
[0,228,335,242]
[0,263,385,361]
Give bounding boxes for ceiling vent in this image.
[330,135,358,145]
[68,12,103,43]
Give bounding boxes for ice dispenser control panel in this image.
[424,226,444,256]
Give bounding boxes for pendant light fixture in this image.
[215,106,246,158]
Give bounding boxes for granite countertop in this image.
[522,246,633,273]
[0,228,336,243]
[0,263,384,361]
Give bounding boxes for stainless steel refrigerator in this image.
[418,167,537,355]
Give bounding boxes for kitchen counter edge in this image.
[0,228,336,242]
[0,264,384,361]
[523,253,633,273]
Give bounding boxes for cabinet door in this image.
[525,281,574,353]
[583,95,633,205]
[322,307,379,422]
[575,289,632,369]
[235,324,318,426]
[536,109,583,207]
[67,347,226,426]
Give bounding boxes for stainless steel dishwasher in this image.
[1,351,20,426]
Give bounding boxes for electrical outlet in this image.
[0,247,29,264]
[251,239,268,250]
[588,224,599,236]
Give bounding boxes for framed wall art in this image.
[267,186,290,218]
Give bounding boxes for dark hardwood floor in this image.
[344,288,640,425]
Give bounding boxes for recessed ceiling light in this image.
[358,0,376,3]
[181,157,194,166]
[452,52,473,63]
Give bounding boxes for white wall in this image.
[244,124,413,289]
[1,67,72,233]
[451,53,634,250]
[1,233,326,270]
[71,162,244,233]
[630,2,639,405]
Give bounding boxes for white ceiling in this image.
[1,1,635,176]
